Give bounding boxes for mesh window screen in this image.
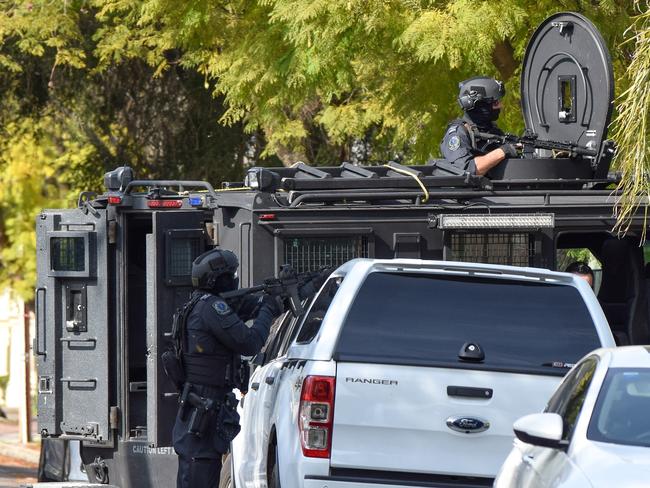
[51,237,85,271]
[284,236,369,274]
[168,238,201,277]
[450,233,533,267]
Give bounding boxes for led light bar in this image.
[437,213,555,230]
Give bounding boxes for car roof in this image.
[599,346,650,368]
[334,258,580,285]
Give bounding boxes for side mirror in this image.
[513,413,568,450]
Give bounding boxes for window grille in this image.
[168,237,201,277]
[450,233,533,267]
[51,237,86,272]
[284,236,369,274]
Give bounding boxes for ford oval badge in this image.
[446,416,490,434]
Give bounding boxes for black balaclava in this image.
[466,100,500,129]
[210,272,239,294]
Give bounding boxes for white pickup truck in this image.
[223,259,615,488]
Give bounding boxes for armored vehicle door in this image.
[146,210,209,447]
[35,206,114,444]
[521,11,614,175]
[493,12,615,180]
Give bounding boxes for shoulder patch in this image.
[212,299,231,315]
[447,135,461,152]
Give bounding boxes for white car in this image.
[223,259,615,488]
[495,346,650,488]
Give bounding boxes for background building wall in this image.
[0,289,35,411]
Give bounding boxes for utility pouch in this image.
[163,293,202,391]
[216,393,241,444]
[161,350,185,391]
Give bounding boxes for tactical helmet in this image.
[458,77,505,111]
[191,249,239,290]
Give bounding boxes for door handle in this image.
[447,385,493,399]
[251,382,260,391]
[59,337,97,351]
[35,288,47,356]
[265,376,275,385]
[60,377,97,386]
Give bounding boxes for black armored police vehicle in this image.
[33,12,649,488]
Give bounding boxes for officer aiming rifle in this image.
[440,77,600,177]
[163,249,331,488]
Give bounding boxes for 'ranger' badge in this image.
[448,135,461,151]
[212,300,231,315]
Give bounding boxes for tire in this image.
[219,452,235,488]
[268,447,281,488]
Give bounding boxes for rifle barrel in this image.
[221,285,265,301]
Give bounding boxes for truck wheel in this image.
[268,448,281,488]
[219,452,235,488]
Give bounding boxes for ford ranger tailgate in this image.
[330,270,603,478]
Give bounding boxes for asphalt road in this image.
[0,453,37,487]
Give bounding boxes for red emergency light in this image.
[147,200,183,208]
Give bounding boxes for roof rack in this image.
[241,161,620,195]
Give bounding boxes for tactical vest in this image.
[450,118,503,155]
[173,293,240,389]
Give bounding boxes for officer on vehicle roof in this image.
[173,249,283,488]
[440,76,519,176]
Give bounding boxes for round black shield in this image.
[521,12,614,153]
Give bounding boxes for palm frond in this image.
[613,1,650,239]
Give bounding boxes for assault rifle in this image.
[221,264,332,317]
[474,129,598,158]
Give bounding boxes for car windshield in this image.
[587,368,650,448]
[335,271,601,375]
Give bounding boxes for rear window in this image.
[335,272,601,375]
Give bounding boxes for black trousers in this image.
[173,384,229,488]
[176,454,222,488]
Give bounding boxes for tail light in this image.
[298,376,335,458]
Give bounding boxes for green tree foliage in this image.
[106,0,632,163]
[0,1,263,299]
[2,1,635,168]
[0,0,641,299]
[0,117,66,299]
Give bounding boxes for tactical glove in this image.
[298,281,317,301]
[298,267,333,299]
[260,293,284,318]
[500,143,519,159]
